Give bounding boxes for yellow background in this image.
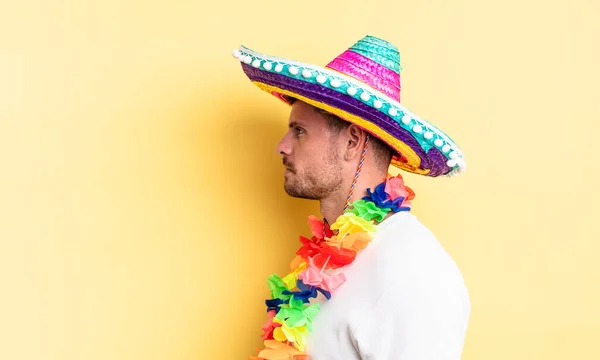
[1,0,598,359]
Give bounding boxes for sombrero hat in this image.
[231,35,466,177]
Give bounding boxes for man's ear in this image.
[344,124,366,161]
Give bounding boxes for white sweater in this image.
[305,211,471,360]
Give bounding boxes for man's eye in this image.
[294,127,305,135]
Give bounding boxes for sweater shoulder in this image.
[369,212,470,307]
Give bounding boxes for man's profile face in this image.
[276,100,344,200]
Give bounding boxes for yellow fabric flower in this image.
[272,318,309,351]
[327,232,373,251]
[282,262,307,289]
[330,213,377,238]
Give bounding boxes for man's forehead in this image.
[288,101,328,126]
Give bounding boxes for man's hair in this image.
[285,96,393,170]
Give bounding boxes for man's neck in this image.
[320,170,388,224]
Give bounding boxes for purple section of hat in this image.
[425,147,449,177]
[241,63,452,175]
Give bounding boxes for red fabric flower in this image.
[260,310,282,340]
[296,217,336,261]
[308,215,334,240]
[313,244,357,270]
[296,235,324,260]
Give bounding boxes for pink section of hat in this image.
[325,50,401,101]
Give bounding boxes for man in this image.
[233,35,470,359]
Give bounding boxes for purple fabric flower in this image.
[363,183,411,213]
[265,298,284,312]
[266,281,331,312]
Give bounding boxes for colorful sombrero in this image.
[232,35,466,177]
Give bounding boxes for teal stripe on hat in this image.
[349,35,401,73]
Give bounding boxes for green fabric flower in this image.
[267,274,292,300]
[349,199,390,222]
[275,296,320,330]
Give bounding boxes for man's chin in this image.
[283,181,302,198]
[283,180,296,196]
[284,182,319,200]
[285,188,308,199]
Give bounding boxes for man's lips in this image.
[283,159,295,173]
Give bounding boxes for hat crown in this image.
[350,36,401,71]
[325,35,402,101]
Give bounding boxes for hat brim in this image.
[233,46,466,177]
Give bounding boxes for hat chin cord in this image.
[323,134,370,239]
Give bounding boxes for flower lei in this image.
[250,174,415,360]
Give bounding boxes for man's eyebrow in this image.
[288,121,304,128]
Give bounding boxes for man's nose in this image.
[276,132,291,155]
